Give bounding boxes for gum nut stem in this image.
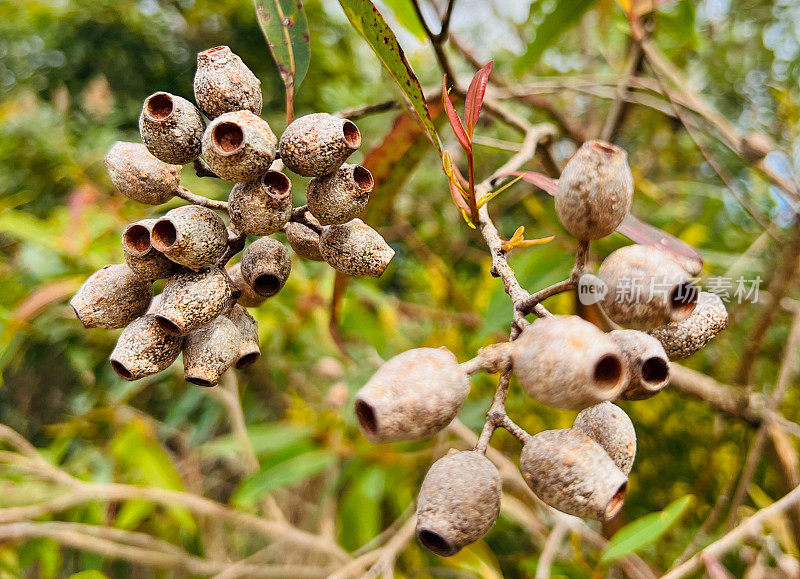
[227,304,260,368]
[598,244,699,329]
[229,171,292,235]
[202,111,277,182]
[573,402,637,475]
[609,329,670,400]
[70,264,152,329]
[110,315,183,381]
[240,237,291,297]
[104,142,181,205]
[228,263,266,308]
[122,219,180,281]
[306,164,374,225]
[279,113,361,177]
[520,429,628,521]
[416,451,501,556]
[139,92,205,164]
[155,267,232,336]
[319,219,394,277]
[150,205,228,270]
[285,220,324,262]
[648,291,729,360]
[182,315,241,387]
[555,140,634,240]
[510,316,628,409]
[354,348,470,443]
[193,45,262,119]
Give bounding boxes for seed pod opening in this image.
[228,263,266,308]
[155,267,232,336]
[104,142,181,205]
[279,113,361,177]
[573,402,637,475]
[240,237,291,297]
[122,219,180,281]
[520,429,628,520]
[151,205,228,270]
[416,451,501,556]
[608,329,670,400]
[229,171,292,236]
[202,111,277,182]
[139,92,205,164]
[306,164,373,225]
[511,316,628,409]
[227,304,260,368]
[194,46,262,119]
[354,348,470,443]
[284,220,324,262]
[182,315,241,386]
[70,264,153,329]
[110,314,183,380]
[319,219,394,277]
[648,291,728,360]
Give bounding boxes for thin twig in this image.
[175,186,229,211]
[535,521,569,579]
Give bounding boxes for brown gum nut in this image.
[70,263,152,329]
[319,219,394,278]
[647,291,729,360]
[122,219,180,281]
[150,205,228,271]
[104,142,181,205]
[155,267,232,336]
[240,237,291,298]
[608,329,670,400]
[573,401,637,475]
[182,315,241,387]
[284,219,324,262]
[139,92,205,164]
[193,46,262,119]
[228,170,292,235]
[228,263,266,308]
[202,110,277,182]
[279,113,361,177]
[226,304,260,368]
[109,314,183,381]
[306,164,373,225]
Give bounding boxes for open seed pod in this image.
[110,314,183,381]
[284,219,324,262]
[151,205,228,270]
[609,329,670,400]
[416,451,501,557]
[122,219,180,281]
[104,142,181,205]
[511,316,628,409]
[70,264,152,329]
[139,92,205,164]
[240,237,291,298]
[573,402,637,475]
[279,113,361,177]
[319,219,394,277]
[228,171,292,236]
[226,304,260,369]
[228,263,266,308]
[193,45,262,119]
[155,267,232,336]
[306,164,373,225]
[647,291,728,360]
[520,429,628,520]
[354,348,470,443]
[182,315,241,387]
[202,110,277,182]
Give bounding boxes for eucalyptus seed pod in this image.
[520,429,628,521]
[648,291,728,360]
[202,111,277,182]
[228,171,292,235]
[598,244,699,329]
[155,267,232,336]
[319,219,394,277]
[555,140,634,240]
[306,164,373,225]
[109,314,183,381]
[139,92,205,164]
[228,263,266,308]
[227,304,260,368]
[151,205,228,270]
[284,220,324,262]
[104,142,181,205]
[122,219,180,281]
[354,348,470,443]
[279,113,361,177]
[182,315,241,387]
[240,237,292,298]
[608,329,670,400]
[511,316,628,409]
[573,402,637,475]
[70,264,152,329]
[416,451,501,556]
[193,45,262,119]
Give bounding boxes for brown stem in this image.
[175,186,229,211]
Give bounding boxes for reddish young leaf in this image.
[503,171,558,195]
[442,75,471,153]
[616,214,703,274]
[448,179,472,214]
[464,60,493,137]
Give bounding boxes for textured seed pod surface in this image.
[228,263,266,308]
[151,205,228,270]
[609,329,670,400]
[122,219,180,281]
[306,164,373,225]
[155,267,232,336]
[70,264,152,329]
[240,237,292,297]
[227,304,260,368]
[202,111,277,182]
[104,142,181,205]
[319,219,394,277]
[110,314,183,380]
[648,291,729,360]
[228,171,292,235]
[573,402,637,475]
[183,315,241,387]
[284,220,324,262]
[193,46,262,119]
[279,113,361,177]
[139,92,205,164]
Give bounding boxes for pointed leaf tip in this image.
[442,75,471,153]
[465,60,493,137]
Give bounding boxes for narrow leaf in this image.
[233,450,336,506]
[505,171,558,195]
[380,0,426,40]
[515,235,555,248]
[443,76,471,153]
[616,214,703,275]
[477,174,524,207]
[465,60,493,137]
[254,0,311,90]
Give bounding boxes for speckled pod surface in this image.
[284,220,324,262]
[228,171,292,235]
[155,267,232,336]
[609,329,670,400]
[240,237,291,297]
[182,315,241,387]
[511,316,628,409]
[648,291,728,360]
[598,244,699,330]
[202,111,277,182]
[355,348,470,443]
[139,92,205,164]
[104,142,181,205]
[193,46,262,119]
[573,402,637,475]
[319,219,394,277]
[555,140,634,240]
[227,304,260,368]
[279,113,361,177]
[228,263,266,308]
[122,219,180,281]
[70,264,152,329]
[306,164,373,225]
[110,314,182,381]
[520,429,628,521]
[151,205,228,270]
[416,451,501,556]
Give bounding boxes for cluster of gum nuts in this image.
[354,141,730,557]
[70,46,394,387]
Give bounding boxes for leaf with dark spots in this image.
[254,0,311,90]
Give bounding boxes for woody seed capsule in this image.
[354,348,470,443]
[573,402,637,476]
[104,142,181,205]
[598,244,699,329]
[151,205,228,270]
[109,314,183,381]
[202,111,277,182]
[520,429,628,521]
[139,92,205,164]
[284,220,324,262]
[227,304,260,368]
[122,219,180,281]
[306,164,373,225]
[319,219,395,277]
[70,264,152,329]
[182,315,241,387]
[279,113,361,177]
[416,451,501,557]
[240,237,291,297]
[155,267,232,336]
[228,170,292,235]
[228,263,266,308]
[511,316,628,409]
[193,46,262,119]
[555,140,634,240]
[648,291,728,360]
[608,329,670,400]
